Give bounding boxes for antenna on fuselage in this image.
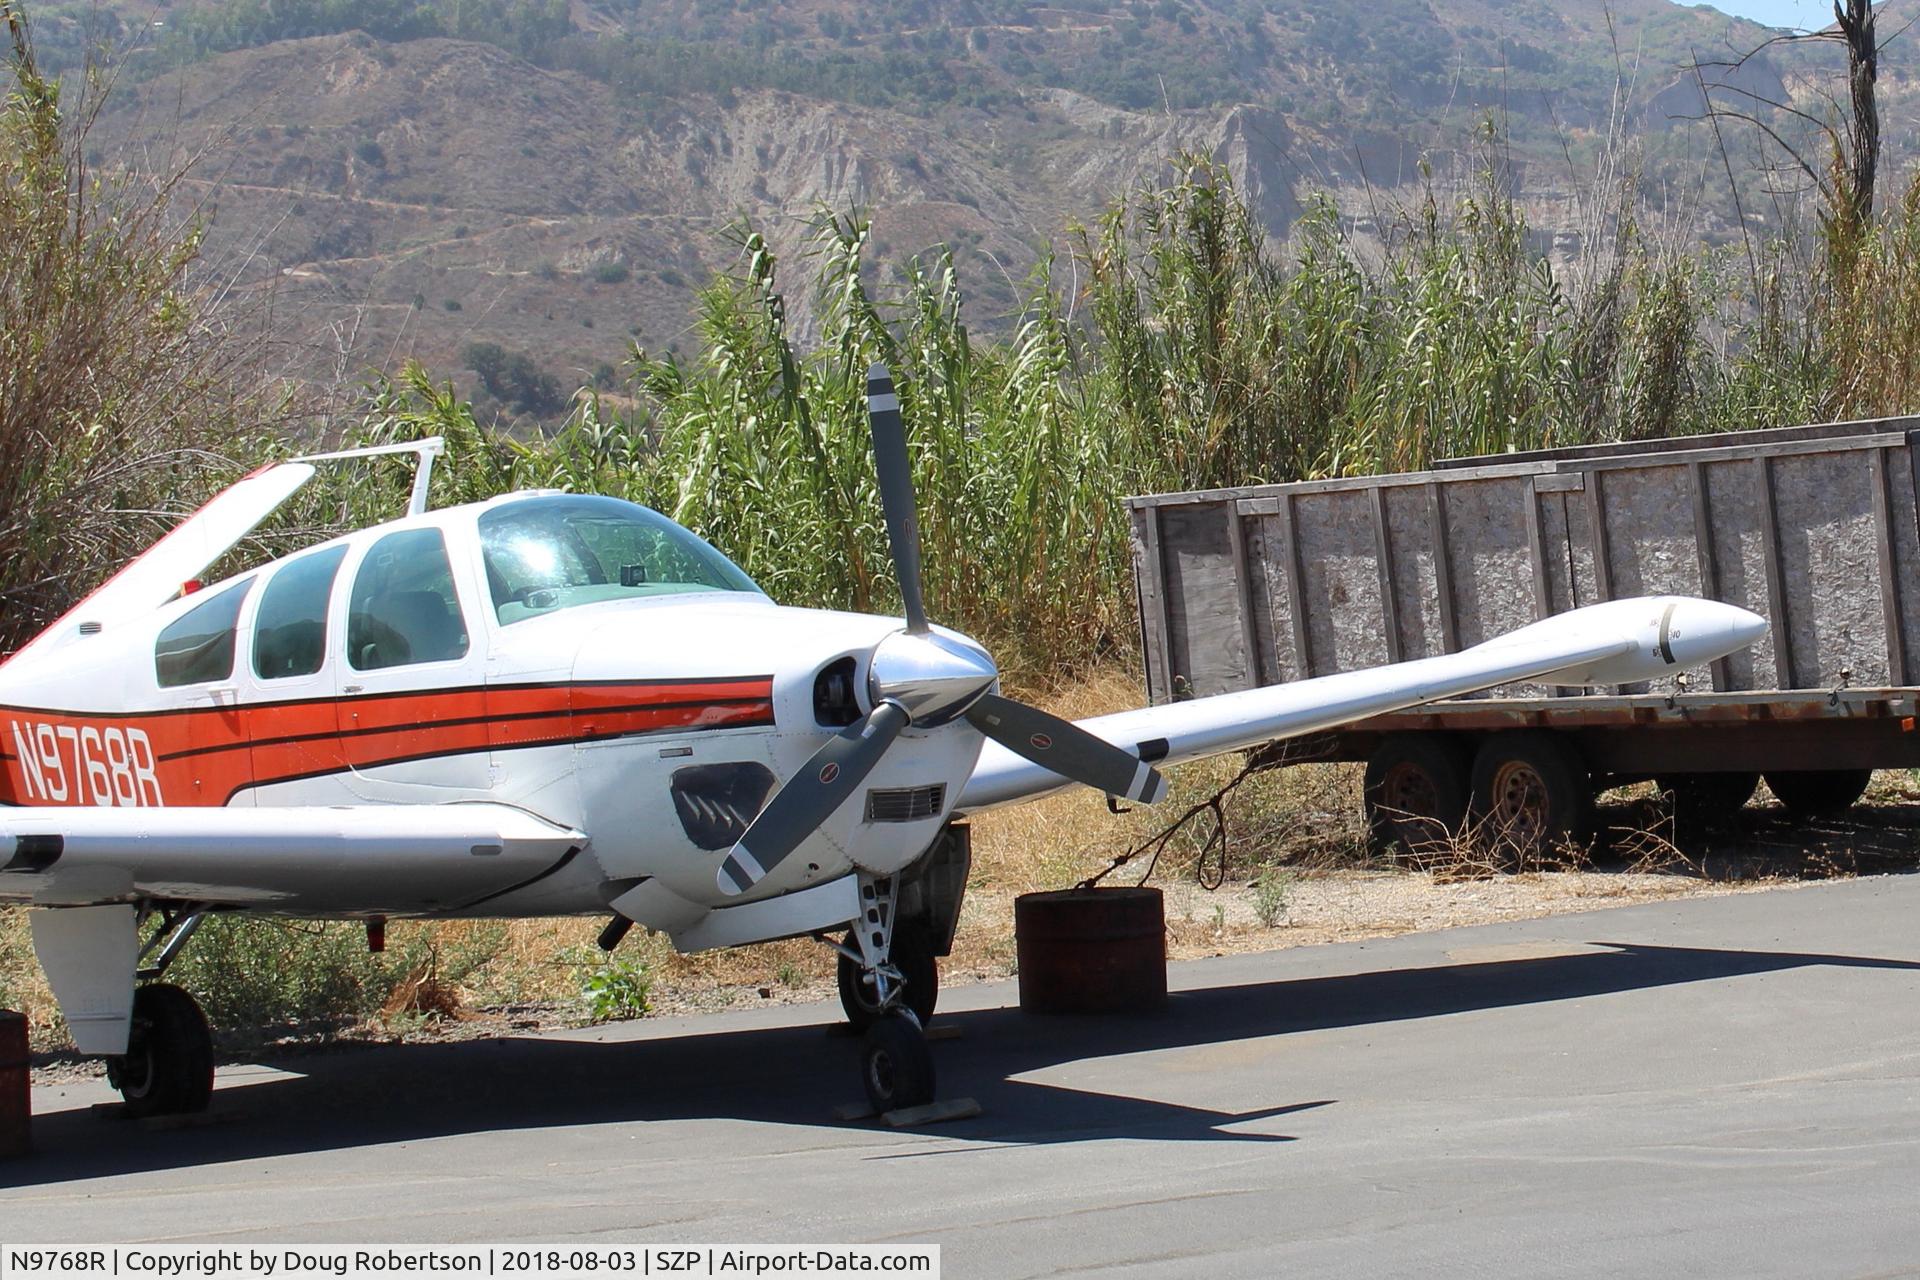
[291,437,447,517]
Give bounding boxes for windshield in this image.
[478,495,760,625]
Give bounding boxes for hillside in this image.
[52,0,1919,421]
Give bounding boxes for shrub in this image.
[593,261,631,284]
[581,956,651,1021]
[0,8,281,653]
[1252,868,1293,928]
[168,917,391,1036]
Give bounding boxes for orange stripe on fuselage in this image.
[0,678,773,807]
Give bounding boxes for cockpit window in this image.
[154,578,254,688]
[253,544,348,680]
[478,495,759,625]
[348,528,470,670]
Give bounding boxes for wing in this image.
[0,802,584,914]
[2,462,316,674]
[957,595,1767,812]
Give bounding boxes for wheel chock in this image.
[831,1096,981,1127]
[882,1097,981,1127]
[90,1101,234,1131]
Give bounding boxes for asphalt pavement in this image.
[7,875,1920,1278]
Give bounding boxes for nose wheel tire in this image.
[106,983,213,1119]
[860,1011,935,1113]
[837,920,939,1031]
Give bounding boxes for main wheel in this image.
[1469,731,1593,867]
[1363,733,1472,862]
[837,920,938,1031]
[860,1011,935,1113]
[107,983,213,1119]
[1764,769,1873,818]
[1656,771,1761,831]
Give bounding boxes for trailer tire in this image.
[1469,732,1593,868]
[1655,772,1760,831]
[1764,769,1872,818]
[1364,734,1472,863]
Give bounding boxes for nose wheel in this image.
[827,873,938,1112]
[861,1010,935,1113]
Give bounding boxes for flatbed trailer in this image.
[1127,415,1920,849]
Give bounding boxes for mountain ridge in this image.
[64,0,1914,420]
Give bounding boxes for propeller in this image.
[716,701,909,896]
[716,363,1169,897]
[864,365,928,635]
[963,692,1168,805]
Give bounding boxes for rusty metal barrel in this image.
[1015,887,1167,1014]
[0,1010,29,1157]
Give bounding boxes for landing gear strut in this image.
[828,874,936,1112]
[836,918,938,1031]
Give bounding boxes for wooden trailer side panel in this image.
[1590,463,1715,693]
[1295,489,1389,676]
[1128,505,1173,705]
[1129,415,1920,715]
[1771,450,1887,688]
[1700,458,1776,689]
[1384,484,1451,662]
[1890,440,1920,684]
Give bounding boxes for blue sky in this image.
[1680,1,1846,30]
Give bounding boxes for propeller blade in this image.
[866,362,929,634]
[716,700,910,896]
[964,692,1169,804]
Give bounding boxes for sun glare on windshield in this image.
[478,495,760,624]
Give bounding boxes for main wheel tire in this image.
[1469,731,1593,868]
[837,920,938,1031]
[108,983,213,1119]
[1764,768,1873,818]
[1363,733,1472,863]
[1656,771,1761,831]
[860,1011,935,1114]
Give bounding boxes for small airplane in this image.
[0,364,1766,1120]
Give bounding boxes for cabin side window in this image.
[153,579,254,688]
[347,528,470,671]
[252,545,348,680]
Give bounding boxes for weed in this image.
[581,957,652,1022]
[1252,868,1294,928]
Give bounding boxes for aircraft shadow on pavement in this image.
[12,941,1918,1186]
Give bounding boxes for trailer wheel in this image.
[1655,772,1760,831]
[1363,734,1472,862]
[1470,732,1593,867]
[1764,769,1873,818]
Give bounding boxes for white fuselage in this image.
[0,493,981,923]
